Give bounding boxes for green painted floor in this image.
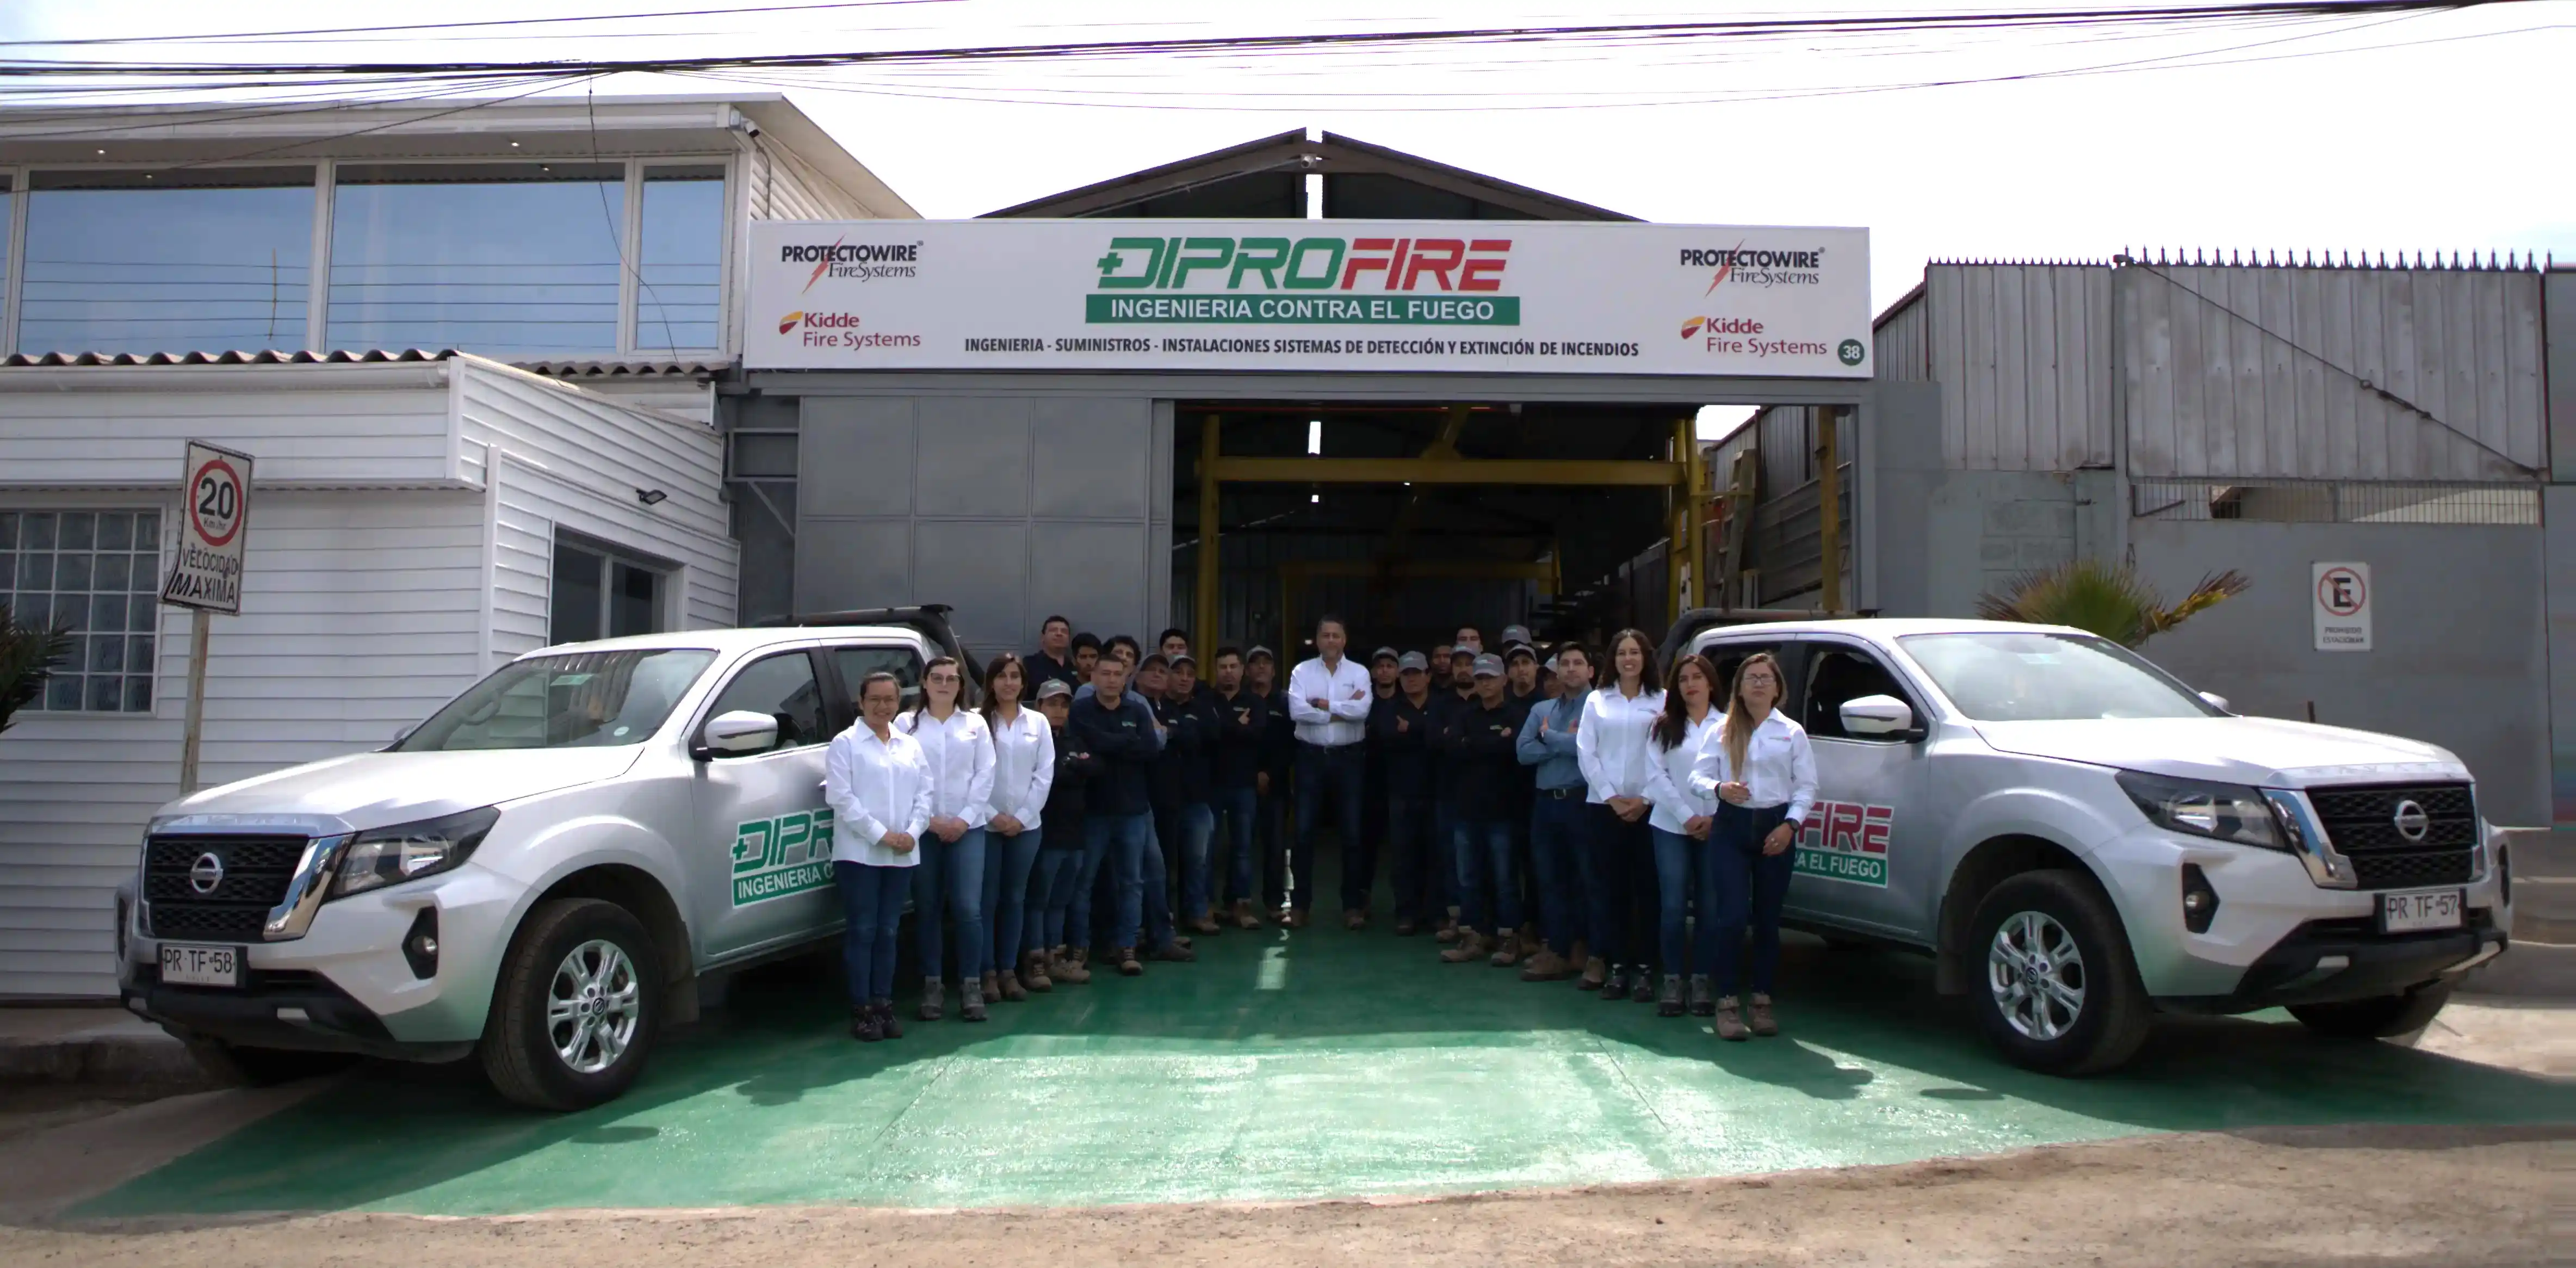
[86,924,2574,1217]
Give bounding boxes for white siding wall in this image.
[1925,264,2116,473]
[747,134,878,220]
[0,367,456,488]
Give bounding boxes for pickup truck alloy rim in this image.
[1986,911,2085,1042]
[548,939,640,1074]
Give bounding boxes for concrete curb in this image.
[0,1020,212,1089]
[2459,940,2574,1000]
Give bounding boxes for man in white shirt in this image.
[1285,615,1374,929]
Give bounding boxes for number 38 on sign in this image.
[161,440,254,615]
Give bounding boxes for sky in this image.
[1,0,2567,357]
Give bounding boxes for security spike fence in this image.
[2112,248,2549,272]
[2131,480,2540,526]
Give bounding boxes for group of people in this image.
[821,613,1817,1046]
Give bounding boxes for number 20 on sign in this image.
[161,440,254,615]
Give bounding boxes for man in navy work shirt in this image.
[1207,646,1270,929]
[1439,653,1526,968]
[1370,651,1442,936]
[1068,653,1168,978]
[1029,615,1080,691]
[1285,615,1374,930]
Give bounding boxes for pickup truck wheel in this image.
[183,1038,353,1086]
[479,898,659,1111]
[1967,870,2151,1076]
[2288,982,2453,1040]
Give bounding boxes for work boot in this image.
[1519,925,1544,959]
[850,1005,882,1043]
[1630,971,1657,1004]
[1657,974,1686,1018]
[1488,938,1521,969]
[918,977,945,1022]
[961,976,988,1023]
[1435,916,1459,944]
[1577,956,1608,992]
[981,971,1000,1005]
[1688,974,1715,1017]
[1190,912,1223,936]
[1394,918,1420,937]
[872,999,904,1041]
[1233,899,1264,930]
[998,969,1027,1003]
[1056,947,1092,986]
[1284,908,1310,930]
[1601,964,1630,1000]
[1714,996,1749,1041]
[1440,929,1489,963]
[1749,993,1780,1037]
[1116,947,1144,976]
[1152,939,1197,963]
[1520,948,1574,982]
[1344,908,1369,931]
[1568,938,1592,968]
[1022,949,1054,993]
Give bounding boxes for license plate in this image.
[2377,888,2464,934]
[158,942,242,987]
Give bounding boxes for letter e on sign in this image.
[2311,562,2370,652]
[161,440,255,615]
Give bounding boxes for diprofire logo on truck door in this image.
[1794,800,1891,888]
[731,808,835,905]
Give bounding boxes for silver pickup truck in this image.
[1682,617,2513,1074]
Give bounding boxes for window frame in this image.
[821,640,930,732]
[1,503,168,716]
[548,530,676,646]
[1,154,735,361]
[691,645,834,759]
[1794,636,1929,745]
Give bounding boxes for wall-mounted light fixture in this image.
[636,488,668,506]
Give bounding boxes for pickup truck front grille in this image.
[2307,783,2477,890]
[144,834,310,942]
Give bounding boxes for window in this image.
[635,166,726,353]
[549,536,667,645]
[1699,642,1784,709]
[1899,632,2219,723]
[328,163,625,356]
[1801,645,1920,741]
[0,510,162,713]
[832,645,925,715]
[398,648,715,751]
[18,168,314,355]
[703,652,827,755]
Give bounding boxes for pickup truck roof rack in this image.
[759,604,984,690]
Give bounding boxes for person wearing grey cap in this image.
[1362,645,1400,914]
[1244,645,1294,916]
[1206,646,1270,929]
[1499,624,1534,652]
[1369,651,1441,935]
[1436,653,1525,966]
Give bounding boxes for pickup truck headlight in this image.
[2116,771,2285,850]
[334,807,499,898]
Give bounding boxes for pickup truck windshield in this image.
[397,648,717,751]
[1898,632,2220,722]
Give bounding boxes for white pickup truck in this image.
[1680,617,2515,1073]
[120,611,962,1110]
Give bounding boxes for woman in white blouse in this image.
[977,653,1056,1006]
[823,672,931,1044]
[1642,653,1725,1020]
[1687,651,1818,1042]
[902,656,997,1023]
[1574,628,1667,1005]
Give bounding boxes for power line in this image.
[0,0,966,48]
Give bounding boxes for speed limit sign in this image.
[161,440,255,614]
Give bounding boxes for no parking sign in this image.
[161,440,253,614]
[2312,561,2370,652]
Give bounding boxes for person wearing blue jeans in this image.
[1644,653,1727,1017]
[979,654,1055,1003]
[1066,651,1167,976]
[1159,654,1223,938]
[1284,616,1374,929]
[903,656,996,1023]
[1688,650,1817,1040]
[822,670,931,1042]
[1438,653,1526,965]
[1027,677,1095,986]
[1204,647,1270,929]
[1369,652,1440,933]
[1516,642,1595,982]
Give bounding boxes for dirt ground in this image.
[0,1123,2562,1268]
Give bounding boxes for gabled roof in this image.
[984,128,1635,221]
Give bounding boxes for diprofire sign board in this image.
[745,219,1872,378]
[160,440,252,614]
[2313,561,2372,652]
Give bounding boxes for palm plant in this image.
[1975,558,2249,648]
[0,603,78,733]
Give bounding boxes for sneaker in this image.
[1519,949,1573,982]
[1714,996,1749,1041]
[1601,964,1630,999]
[1656,974,1685,1018]
[1630,972,1657,1004]
[850,1006,882,1043]
[1055,947,1092,986]
[1688,974,1715,1017]
[918,977,945,1022]
[872,999,905,1041]
[1233,900,1263,930]
[1440,930,1489,963]
[1749,994,1780,1037]
[1577,956,1608,992]
[1151,940,1197,963]
[1116,947,1144,976]
[1022,950,1054,993]
[998,970,1027,1003]
[1489,939,1522,969]
[961,978,988,1023]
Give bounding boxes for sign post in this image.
[2312,561,2371,653]
[160,441,253,795]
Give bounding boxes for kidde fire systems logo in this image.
[778,238,921,292]
[1679,314,1835,361]
[1095,236,1512,292]
[776,311,923,349]
[1682,244,1826,292]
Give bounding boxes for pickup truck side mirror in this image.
[2199,691,2232,713]
[696,710,779,760]
[1840,694,1918,739]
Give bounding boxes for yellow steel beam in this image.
[1196,415,1223,651]
[1210,456,1683,487]
[1817,404,1844,614]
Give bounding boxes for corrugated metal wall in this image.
[1873,289,1932,382]
[1709,404,1853,609]
[1925,263,2116,473]
[2119,258,2545,481]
